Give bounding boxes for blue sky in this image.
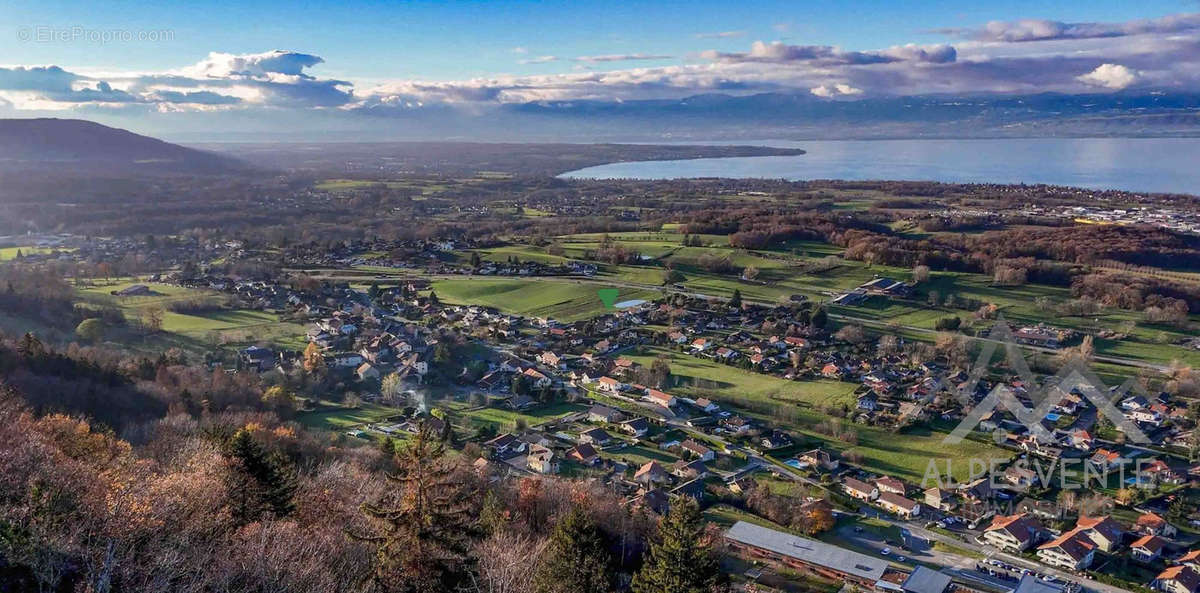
[2,0,1192,80]
[2,1,1199,137]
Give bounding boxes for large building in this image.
[982,514,1044,552]
[725,521,898,590]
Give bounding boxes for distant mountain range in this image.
[338,90,1200,142]
[0,119,246,174]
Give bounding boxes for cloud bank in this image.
[1,12,1198,118]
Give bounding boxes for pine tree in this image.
[811,307,828,328]
[535,507,611,593]
[428,290,440,306]
[380,436,396,457]
[632,499,726,593]
[224,429,297,525]
[729,289,742,308]
[357,423,477,593]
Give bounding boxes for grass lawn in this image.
[296,402,405,432]
[431,277,660,322]
[622,346,859,408]
[451,401,584,430]
[0,246,59,260]
[75,280,307,352]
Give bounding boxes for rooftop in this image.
[726,521,888,582]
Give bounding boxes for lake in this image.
[561,138,1200,195]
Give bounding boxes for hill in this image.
[0,118,245,174]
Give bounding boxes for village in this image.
[136,260,1200,593]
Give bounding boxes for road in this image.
[871,517,1133,593]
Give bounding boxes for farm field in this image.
[431,277,661,322]
[622,346,859,409]
[0,246,60,260]
[75,280,307,352]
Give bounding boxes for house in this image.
[680,439,715,462]
[588,405,624,424]
[924,488,955,512]
[1037,529,1096,570]
[672,478,707,502]
[983,514,1044,553]
[673,459,709,480]
[821,363,844,379]
[506,395,537,411]
[877,492,921,519]
[695,398,719,413]
[1089,448,1124,471]
[760,430,792,450]
[356,362,381,381]
[797,449,839,472]
[596,376,623,393]
[526,444,558,474]
[538,351,562,368]
[568,443,600,465]
[874,477,906,496]
[1132,408,1165,426]
[1075,515,1125,553]
[1137,513,1178,538]
[621,417,651,437]
[1132,535,1168,563]
[522,368,552,388]
[484,433,522,456]
[843,478,879,501]
[644,389,676,408]
[724,521,890,589]
[240,345,276,370]
[1154,566,1200,593]
[1070,430,1095,451]
[690,337,710,352]
[579,428,613,447]
[635,461,668,485]
[721,416,752,433]
[1004,465,1039,489]
[1177,550,1200,572]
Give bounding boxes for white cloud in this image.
[518,55,559,64]
[811,83,863,97]
[1077,63,1139,89]
[695,30,746,39]
[573,54,674,63]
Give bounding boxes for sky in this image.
[2,0,1199,137]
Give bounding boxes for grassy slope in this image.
[432,277,661,322]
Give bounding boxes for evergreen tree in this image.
[469,252,482,269]
[368,282,381,300]
[632,499,726,593]
[428,290,440,306]
[729,289,742,308]
[811,307,828,328]
[535,507,611,593]
[380,436,396,457]
[224,429,297,525]
[357,423,477,593]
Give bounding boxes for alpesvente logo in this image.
[895,319,1151,446]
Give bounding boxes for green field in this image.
[431,278,660,322]
[296,402,405,432]
[0,246,58,261]
[448,401,585,431]
[75,280,307,351]
[623,346,859,408]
